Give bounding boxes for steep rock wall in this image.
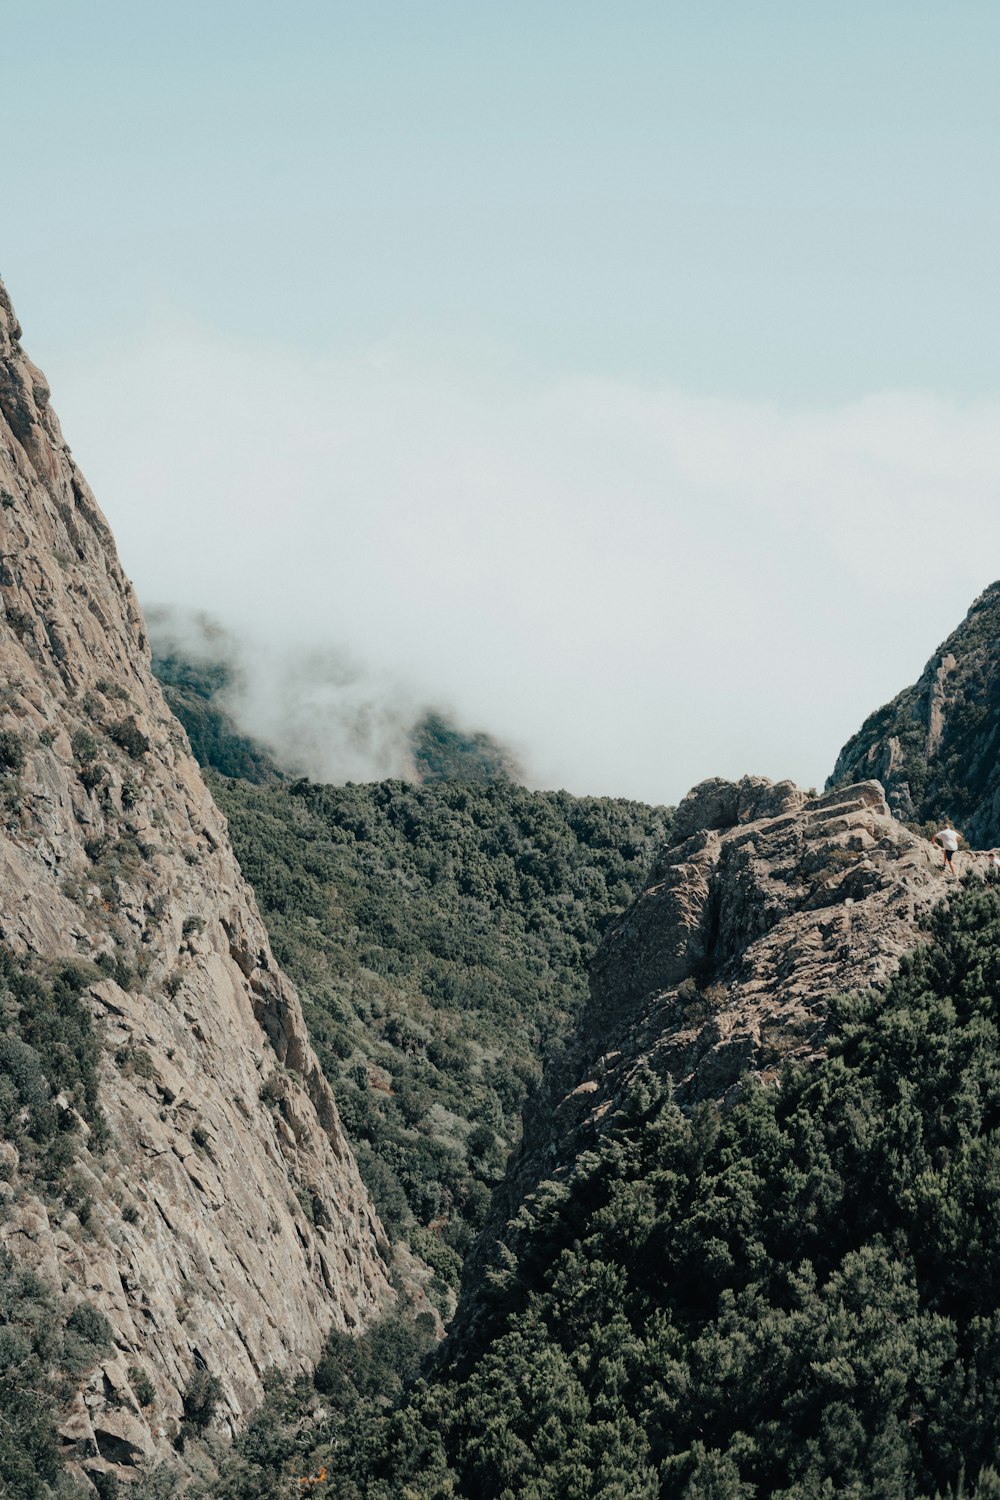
[0,278,395,1482]
[828,580,1000,845]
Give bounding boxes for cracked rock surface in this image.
[579,776,945,1112]
[0,277,395,1482]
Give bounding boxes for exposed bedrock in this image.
[0,276,397,1484]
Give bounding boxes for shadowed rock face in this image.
[828,580,1000,847]
[450,774,949,1360]
[0,278,396,1482]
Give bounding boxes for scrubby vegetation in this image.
[0,948,106,1190]
[194,885,1000,1498]
[211,772,672,1297]
[0,950,114,1495]
[0,1256,113,1499]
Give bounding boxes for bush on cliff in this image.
[0,950,105,1191]
[0,1255,112,1499]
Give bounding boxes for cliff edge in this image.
[0,278,395,1485]
[829,581,1000,845]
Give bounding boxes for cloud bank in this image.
[48,319,1000,804]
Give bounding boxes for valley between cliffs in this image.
[7,258,1000,1499]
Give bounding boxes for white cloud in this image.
[47,319,1000,803]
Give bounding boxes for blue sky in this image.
[8,1,1000,398]
[4,3,1000,800]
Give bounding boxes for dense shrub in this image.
[107,716,150,759]
[181,1369,223,1436]
[0,729,25,773]
[0,950,104,1160]
[70,728,99,763]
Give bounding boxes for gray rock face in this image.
[671,773,805,843]
[582,778,941,1110]
[0,278,395,1480]
[828,580,1000,845]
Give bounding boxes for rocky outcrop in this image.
[451,774,956,1361]
[829,581,1000,845]
[577,776,945,1112]
[0,277,396,1484]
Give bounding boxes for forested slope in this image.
[208,773,673,1302]
[152,652,283,784]
[207,884,1000,1500]
[152,642,523,787]
[149,651,1000,1500]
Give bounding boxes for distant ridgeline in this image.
[829,580,1000,846]
[151,651,283,783]
[151,650,523,787]
[411,710,522,786]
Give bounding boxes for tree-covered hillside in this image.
[410,711,522,785]
[209,773,672,1300]
[203,884,1000,1500]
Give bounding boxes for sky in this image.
[3,1,1000,802]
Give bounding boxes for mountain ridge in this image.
[7,260,1000,1497]
[828,580,1000,846]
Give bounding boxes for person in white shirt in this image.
[933,821,961,879]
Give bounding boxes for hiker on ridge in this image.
[933,820,961,880]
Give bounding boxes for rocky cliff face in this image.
[0,278,395,1484]
[571,776,945,1112]
[454,773,955,1356]
[829,581,1000,845]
